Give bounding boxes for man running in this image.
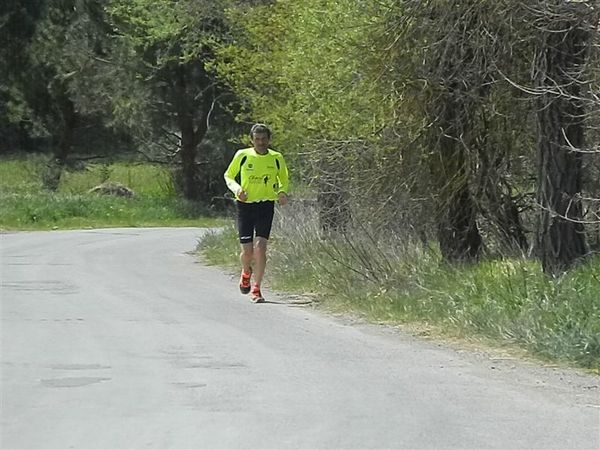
[224,123,289,303]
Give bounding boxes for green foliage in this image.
[101,0,228,123]
[0,0,44,149]
[0,0,134,161]
[108,0,224,56]
[219,0,392,147]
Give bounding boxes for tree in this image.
[1,0,131,188]
[97,0,231,200]
[379,1,497,261]
[0,0,46,153]
[422,4,485,262]
[532,1,596,274]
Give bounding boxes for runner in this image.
[224,123,289,303]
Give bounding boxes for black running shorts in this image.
[236,200,275,244]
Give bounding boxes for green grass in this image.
[59,162,176,197]
[0,154,225,230]
[0,154,46,195]
[199,215,600,372]
[198,226,241,266]
[0,192,221,229]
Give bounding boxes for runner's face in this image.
[252,132,270,153]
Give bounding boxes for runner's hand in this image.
[238,190,248,202]
[278,192,288,206]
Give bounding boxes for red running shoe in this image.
[250,284,264,303]
[239,269,252,294]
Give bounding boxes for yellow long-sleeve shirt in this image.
[224,148,289,202]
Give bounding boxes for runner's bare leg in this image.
[253,237,268,286]
[240,243,253,274]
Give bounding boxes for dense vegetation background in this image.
[2,1,599,367]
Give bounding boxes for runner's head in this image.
[250,123,271,139]
[250,123,271,154]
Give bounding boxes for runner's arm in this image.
[276,155,289,195]
[224,151,244,197]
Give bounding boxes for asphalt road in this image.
[1,228,599,449]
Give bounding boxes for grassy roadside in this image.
[0,193,221,229]
[199,216,600,373]
[0,155,225,230]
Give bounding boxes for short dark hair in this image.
[250,123,271,139]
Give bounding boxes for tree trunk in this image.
[433,95,482,262]
[317,174,350,235]
[43,95,77,191]
[175,65,199,200]
[311,151,351,235]
[425,5,484,263]
[477,135,529,254]
[438,187,482,262]
[535,14,589,275]
[179,112,198,200]
[175,64,213,201]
